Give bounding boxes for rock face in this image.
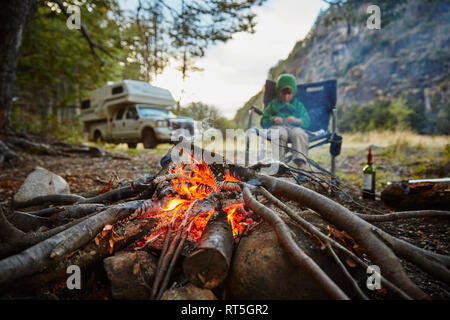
[103,251,157,300]
[161,283,218,300]
[226,221,362,300]
[13,166,70,202]
[235,0,449,128]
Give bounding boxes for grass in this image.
[310,130,450,191]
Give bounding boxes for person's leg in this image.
[269,125,288,163]
[287,127,309,167]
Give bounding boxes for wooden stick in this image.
[156,220,194,300]
[355,210,450,222]
[151,224,183,299]
[0,200,149,286]
[326,243,369,300]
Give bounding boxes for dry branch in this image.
[325,243,369,300]
[355,210,450,222]
[0,200,152,286]
[13,194,85,209]
[0,206,93,259]
[2,218,154,294]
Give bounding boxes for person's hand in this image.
[286,116,301,126]
[273,117,283,125]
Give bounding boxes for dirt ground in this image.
[1,143,449,300]
[0,149,162,201]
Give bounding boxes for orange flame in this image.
[224,202,252,237]
[224,172,240,182]
[138,153,251,245]
[162,198,188,211]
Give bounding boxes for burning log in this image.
[183,207,234,289]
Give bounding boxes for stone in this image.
[14,166,70,202]
[161,283,217,300]
[225,220,362,300]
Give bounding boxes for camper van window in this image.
[137,106,169,117]
[116,108,125,120]
[126,107,139,120]
[112,86,124,95]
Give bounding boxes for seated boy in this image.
[260,73,311,168]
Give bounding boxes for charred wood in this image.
[183,208,234,289]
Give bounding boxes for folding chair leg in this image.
[331,155,336,177]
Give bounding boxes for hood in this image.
[275,73,298,96]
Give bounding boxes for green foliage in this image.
[233,90,264,129]
[13,0,266,138]
[337,95,449,134]
[14,0,124,136]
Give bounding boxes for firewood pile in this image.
[0,142,449,300]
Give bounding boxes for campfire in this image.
[131,150,257,298]
[136,154,253,246]
[0,142,448,301]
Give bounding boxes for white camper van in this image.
[80,80,194,148]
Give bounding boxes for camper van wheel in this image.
[142,128,157,149]
[127,142,137,149]
[93,130,103,143]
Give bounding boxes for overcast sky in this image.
[119,0,328,118]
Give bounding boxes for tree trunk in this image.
[381,181,450,210]
[0,0,37,130]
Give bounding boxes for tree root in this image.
[355,210,450,222]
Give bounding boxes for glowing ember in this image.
[162,198,188,211]
[224,173,240,182]
[224,203,252,237]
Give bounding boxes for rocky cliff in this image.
[234,0,449,129]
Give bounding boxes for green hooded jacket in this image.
[260,74,311,129]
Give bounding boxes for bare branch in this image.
[53,0,126,66]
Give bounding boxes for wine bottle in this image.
[362,148,376,199]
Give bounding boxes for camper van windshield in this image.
[137,105,173,117]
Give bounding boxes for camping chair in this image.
[244,79,342,176]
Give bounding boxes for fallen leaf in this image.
[345,259,357,268]
[133,263,140,275]
[109,239,115,254]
